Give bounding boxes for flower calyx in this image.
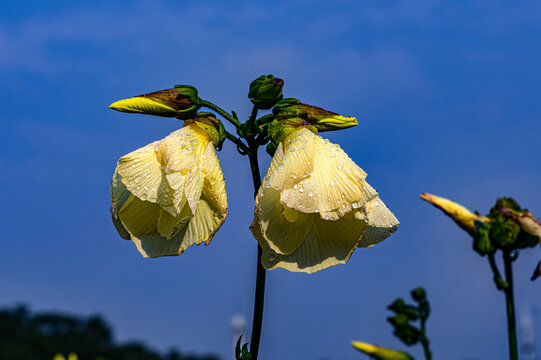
[185,112,227,150]
[248,74,284,109]
[109,85,201,119]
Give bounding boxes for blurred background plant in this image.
[351,287,431,360]
[0,305,220,360]
[421,193,541,360]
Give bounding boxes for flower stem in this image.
[200,100,242,127]
[247,137,266,360]
[503,251,518,360]
[420,326,432,360]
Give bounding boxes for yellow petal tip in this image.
[351,341,377,354]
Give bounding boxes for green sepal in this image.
[267,117,318,145]
[489,216,521,249]
[186,112,226,149]
[489,197,521,218]
[248,74,284,109]
[516,232,540,249]
[272,98,301,115]
[473,220,496,255]
[266,141,277,156]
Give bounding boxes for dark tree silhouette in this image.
[0,305,220,360]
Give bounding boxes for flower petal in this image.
[131,194,226,257]
[116,141,170,205]
[357,197,400,247]
[109,97,178,116]
[157,205,192,240]
[201,142,228,215]
[253,188,312,255]
[259,211,368,273]
[277,128,377,217]
[118,195,161,237]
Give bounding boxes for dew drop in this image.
[308,191,313,198]
[298,187,304,193]
[330,180,335,186]
[352,201,359,209]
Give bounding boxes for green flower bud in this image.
[351,341,413,360]
[410,287,426,302]
[109,85,201,119]
[185,112,226,149]
[248,74,284,109]
[272,98,357,132]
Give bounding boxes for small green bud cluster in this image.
[387,287,430,348]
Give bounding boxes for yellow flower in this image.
[110,123,227,257]
[420,192,489,236]
[250,127,399,273]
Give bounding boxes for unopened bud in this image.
[501,208,541,241]
[420,193,490,236]
[272,98,357,132]
[248,74,284,109]
[411,287,426,302]
[109,85,200,119]
[351,341,413,360]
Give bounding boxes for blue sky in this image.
[1,1,540,359]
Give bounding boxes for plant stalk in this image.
[247,138,266,360]
[503,251,518,360]
[419,315,432,360]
